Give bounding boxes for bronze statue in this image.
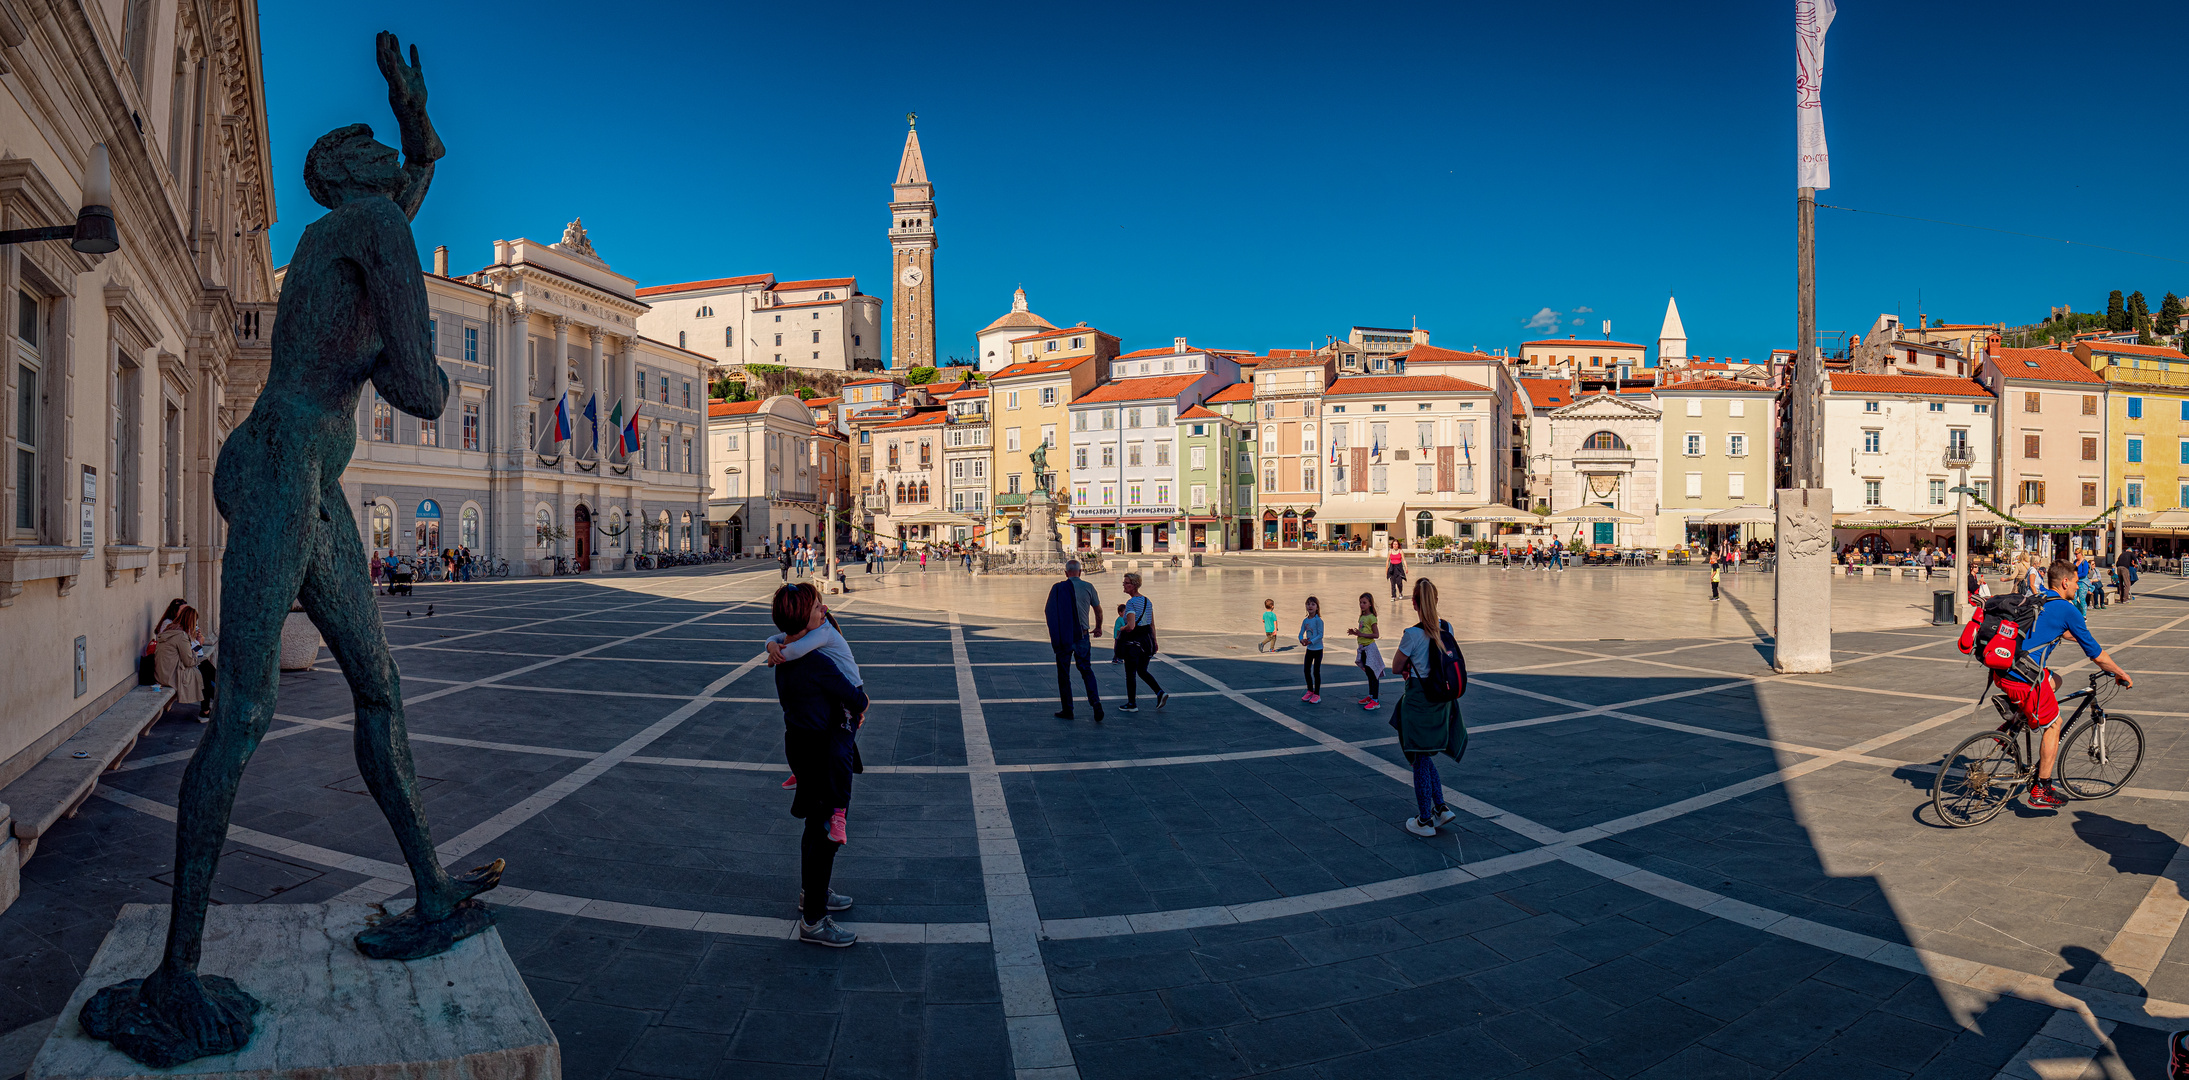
[80,33,502,1067]
[1028,441,1048,491]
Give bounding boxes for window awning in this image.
[706,504,742,524]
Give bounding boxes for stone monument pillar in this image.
[1772,486,1833,673]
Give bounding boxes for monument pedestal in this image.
[1772,487,1834,674]
[33,903,558,1080]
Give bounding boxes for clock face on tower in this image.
[900,265,924,287]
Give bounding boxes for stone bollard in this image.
[279,606,321,671]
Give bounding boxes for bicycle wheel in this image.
[1932,730,2023,827]
[2057,715,2144,799]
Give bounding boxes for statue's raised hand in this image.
[375,31,427,120]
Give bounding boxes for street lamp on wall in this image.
[0,144,117,253]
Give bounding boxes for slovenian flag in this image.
[622,404,641,455]
[552,394,572,443]
[582,394,599,454]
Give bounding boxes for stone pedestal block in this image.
[32,903,558,1080]
[1772,487,1834,673]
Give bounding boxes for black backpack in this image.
[1419,620,1468,704]
[1958,591,2049,681]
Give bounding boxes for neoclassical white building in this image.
[335,223,712,574]
[706,394,830,554]
[1543,392,1664,548]
[634,273,881,375]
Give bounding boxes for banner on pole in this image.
[1796,0,1836,190]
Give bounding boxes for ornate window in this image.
[1581,430,1626,451]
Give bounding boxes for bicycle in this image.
[485,555,510,578]
[1930,671,2141,827]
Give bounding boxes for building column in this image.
[586,326,604,457]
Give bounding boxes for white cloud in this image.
[1570,318,1585,325]
[1522,307,1562,331]
[1574,306,1594,314]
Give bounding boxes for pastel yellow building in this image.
[2076,342,2189,522]
[988,333,1115,547]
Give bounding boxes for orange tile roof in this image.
[992,355,1094,379]
[2083,341,2189,360]
[1264,349,1320,359]
[843,377,901,388]
[1520,338,1646,350]
[767,298,856,311]
[1178,405,1226,421]
[945,386,989,400]
[772,277,857,292]
[1993,347,2105,385]
[1828,374,1995,398]
[1656,378,1775,394]
[1074,373,1206,405]
[708,400,764,417]
[1515,380,1571,408]
[1204,383,1255,404]
[1325,375,1493,396]
[1395,344,1502,365]
[1118,345,1204,360]
[803,396,841,408]
[1256,355,1332,369]
[875,410,946,429]
[1009,325,1113,343]
[637,274,774,297]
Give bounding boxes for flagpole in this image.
[1794,186,1820,489]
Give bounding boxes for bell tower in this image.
[889,114,937,370]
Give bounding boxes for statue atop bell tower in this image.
[889,114,936,370]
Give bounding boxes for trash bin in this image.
[1932,590,1956,626]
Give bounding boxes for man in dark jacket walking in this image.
[1045,561,1104,722]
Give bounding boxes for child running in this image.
[1112,603,1130,664]
[1259,599,1278,652]
[1352,592,1383,710]
[1299,597,1324,703]
[767,600,865,823]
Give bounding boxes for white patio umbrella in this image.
[895,509,981,528]
[1545,506,1646,524]
[1701,504,1777,526]
[1833,508,1918,528]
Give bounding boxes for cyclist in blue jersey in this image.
[1998,561,2133,808]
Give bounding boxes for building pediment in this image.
[1548,392,1660,420]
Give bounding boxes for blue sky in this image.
[261,1,2189,367]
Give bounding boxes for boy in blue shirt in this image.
[1999,561,2133,808]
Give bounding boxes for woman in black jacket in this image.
[772,583,868,947]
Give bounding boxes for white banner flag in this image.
[1795,0,1836,190]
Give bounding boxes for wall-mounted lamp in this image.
[0,144,117,253]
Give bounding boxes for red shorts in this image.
[1994,672,2060,728]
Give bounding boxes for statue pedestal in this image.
[32,903,558,1080]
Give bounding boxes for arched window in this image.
[1582,430,1628,451]
[677,331,687,348]
[369,502,394,553]
[656,510,671,551]
[680,511,693,551]
[1415,510,1434,539]
[725,327,734,347]
[535,506,552,548]
[606,507,624,551]
[820,291,835,300]
[696,305,714,318]
[459,504,481,551]
[918,481,930,503]
[895,482,905,503]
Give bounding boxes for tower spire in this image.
[895,122,928,187]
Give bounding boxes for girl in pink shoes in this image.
[1298,597,1324,704]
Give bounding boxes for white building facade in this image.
[942,386,990,540]
[975,287,1056,373]
[1543,393,1664,548]
[342,226,712,574]
[634,273,882,375]
[1320,375,1511,547]
[707,395,825,554]
[1821,373,1997,521]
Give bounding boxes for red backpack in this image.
[1958,593,2048,672]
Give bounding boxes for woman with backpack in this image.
[1393,579,1465,838]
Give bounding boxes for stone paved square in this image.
[3,560,2186,1078]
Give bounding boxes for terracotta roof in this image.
[1520,338,1646,350]
[1118,345,1206,360]
[1993,347,2105,385]
[992,355,1093,379]
[803,396,841,408]
[637,274,774,297]
[1325,375,1493,397]
[708,400,764,417]
[1008,325,1111,343]
[1265,349,1320,359]
[2083,341,2189,360]
[922,381,971,397]
[1656,378,1775,394]
[1828,374,1995,399]
[945,386,989,400]
[1515,380,1571,409]
[1256,354,1332,369]
[1204,383,1255,404]
[772,277,857,292]
[843,377,900,388]
[876,410,946,430]
[767,298,855,311]
[1178,405,1225,421]
[1073,374,1206,405]
[1394,344,1502,365]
